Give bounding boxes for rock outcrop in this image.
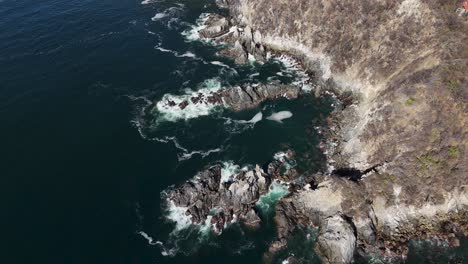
[316,215,356,264]
[220,82,300,111]
[164,164,267,233]
[163,153,296,234]
[159,82,301,113]
[198,14,230,39]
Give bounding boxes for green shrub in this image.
[447,79,461,95]
[405,97,416,106]
[448,146,459,158]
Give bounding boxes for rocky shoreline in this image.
[164,1,467,263]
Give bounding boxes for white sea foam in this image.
[127,95,154,140]
[210,61,230,68]
[220,161,240,183]
[234,111,263,125]
[178,51,197,58]
[247,53,256,63]
[275,55,313,93]
[222,111,263,135]
[151,6,184,21]
[166,200,192,231]
[301,83,313,92]
[246,112,263,124]
[141,0,158,4]
[266,111,293,123]
[155,45,200,61]
[256,182,289,212]
[154,78,224,122]
[152,12,168,21]
[273,151,296,172]
[198,215,213,237]
[155,46,174,53]
[273,151,289,162]
[210,61,238,75]
[137,231,161,245]
[178,147,222,161]
[181,13,210,42]
[160,136,189,153]
[151,136,222,161]
[249,73,260,79]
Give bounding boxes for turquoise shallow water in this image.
[1,0,466,263]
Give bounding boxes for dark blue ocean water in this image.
[1,0,466,263]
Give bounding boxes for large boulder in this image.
[316,214,356,264]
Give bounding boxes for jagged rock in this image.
[164,156,294,234]
[215,0,229,9]
[242,208,261,229]
[199,14,230,39]
[159,82,301,113]
[220,83,300,111]
[316,215,356,264]
[218,40,248,64]
[197,12,267,63]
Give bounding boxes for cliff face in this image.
[219,0,467,262]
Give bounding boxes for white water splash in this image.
[266,111,293,123]
[166,200,192,232]
[151,6,184,21]
[154,78,224,122]
[198,215,213,238]
[275,55,313,93]
[273,151,289,162]
[181,13,210,42]
[220,161,240,183]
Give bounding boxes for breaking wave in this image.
[274,55,314,92]
[153,78,224,122]
[220,161,241,183]
[181,13,210,42]
[151,6,184,21]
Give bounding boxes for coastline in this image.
[190,0,468,262]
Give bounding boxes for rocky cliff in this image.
[212,0,467,262]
